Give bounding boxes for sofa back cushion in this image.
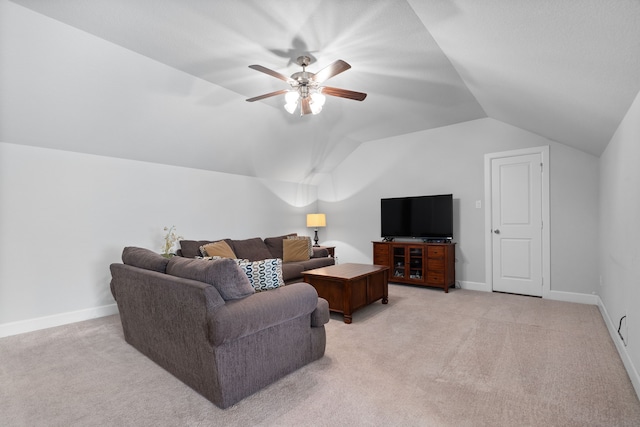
[179,240,215,258]
[166,257,254,301]
[122,247,169,273]
[229,238,273,261]
[263,233,297,259]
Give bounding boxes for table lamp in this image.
[306,213,326,247]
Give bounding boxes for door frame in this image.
[484,146,550,298]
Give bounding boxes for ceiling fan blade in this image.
[300,97,312,116]
[248,64,291,82]
[321,86,367,101]
[246,89,288,102]
[312,60,351,83]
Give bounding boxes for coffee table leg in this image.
[343,281,352,324]
[382,271,389,304]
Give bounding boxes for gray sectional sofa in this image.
[110,246,330,408]
[177,234,335,283]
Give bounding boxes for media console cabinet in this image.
[372,241,455,292]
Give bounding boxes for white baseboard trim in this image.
[457,281,491,292]
[597,297,640,399]
[0,303,119,338]
[457,281,600,306]
[545,290,599,305]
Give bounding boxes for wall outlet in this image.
[475,200,482,209]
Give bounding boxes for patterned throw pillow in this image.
[235,258,285,292]
[286,235,313,257]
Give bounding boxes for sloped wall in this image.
[0,143,316,334]
[316,118,599,296]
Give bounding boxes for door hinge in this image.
[540,162,543,173]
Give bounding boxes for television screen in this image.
[381,194,453,239]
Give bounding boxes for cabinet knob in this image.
[493,229,500,234]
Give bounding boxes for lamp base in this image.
[313,229,320,247]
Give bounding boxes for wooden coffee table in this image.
[302,263,389,324]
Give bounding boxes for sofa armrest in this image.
[110,263,226,361]
[311,298,330,327]
[207,282,320,346]
[311,247,329,258]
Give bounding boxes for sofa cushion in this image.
[297,256,336,271]
[263,233,297,259]
[282,263,305,283]
[208,282,320,346]
[200,240,236,258]
[166,256,254,301]
[236,258,285,292]
[287,235,313,257]
[283,239,311,262]
[122,247,169,273]
[230,238,273,261]
[179,240,215,258]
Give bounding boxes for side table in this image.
[318,246,335,258]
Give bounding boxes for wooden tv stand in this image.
[372,241,455,292]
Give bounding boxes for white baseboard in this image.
[545,290,599,305]
[0,303,119,338]
[458,282,600,306]
[597,297,640,399]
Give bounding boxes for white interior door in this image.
[490,153,543,296]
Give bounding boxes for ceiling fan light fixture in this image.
[310,103,322,115]
[309,91,325,114]
[285,90,300,104]
[247,56,367,117]
[311,92,326,107]
[284,101,298,114]
[284,90,300,114]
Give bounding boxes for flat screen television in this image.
[381,194,453,240]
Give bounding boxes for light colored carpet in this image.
[1,285,639,426]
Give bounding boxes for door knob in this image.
[493,229,500,234]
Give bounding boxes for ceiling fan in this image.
[246,56,367,116]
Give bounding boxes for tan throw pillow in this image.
[287,235,313,257]
[200,240,236,258]
[283,239,311,262]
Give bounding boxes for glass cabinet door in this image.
[393,246,405,278]
[409,246,424,280]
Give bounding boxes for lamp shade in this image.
[306,213,326,228]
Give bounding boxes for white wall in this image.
[599,89,640,394]
[0,142,317,335]
[316,118,599,295]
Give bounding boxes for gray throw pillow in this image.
[166,257,254,300]
[263,233,297,259]
[122,247,169,273]
[229,237,273,261]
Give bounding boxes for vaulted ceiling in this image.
[4,0,640,182]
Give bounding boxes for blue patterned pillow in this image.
[235,258,285,292]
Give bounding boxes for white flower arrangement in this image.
[161,225,183,257]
